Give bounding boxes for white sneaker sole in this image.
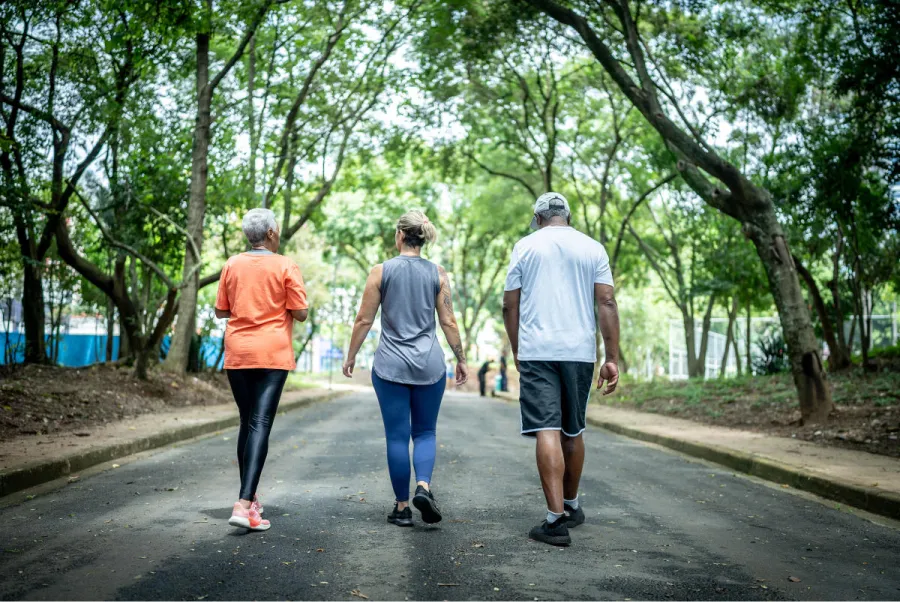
[228,515,271,531]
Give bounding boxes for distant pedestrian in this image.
[477,360,492,397]
[502,192,620,546]
[343,210,468,527]
[499,355,508,392]
[215,208,310,532]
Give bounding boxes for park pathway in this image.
[1,391,899,601]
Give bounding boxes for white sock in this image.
[547,509,564,524]
[564,496,579,510]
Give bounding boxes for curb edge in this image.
[0,390,344,498]
[587,416,900,521]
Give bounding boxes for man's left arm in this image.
[595,283,619,395]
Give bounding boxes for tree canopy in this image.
[1,0,897,424]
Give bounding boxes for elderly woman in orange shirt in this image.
[215,208,309,532]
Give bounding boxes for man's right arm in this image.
[595,283,620,395]
[502,244,522,369]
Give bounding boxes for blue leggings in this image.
[371,371,446,502]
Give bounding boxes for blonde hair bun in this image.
[397,210,437,247]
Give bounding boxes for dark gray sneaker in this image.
[412,485,442,524]
[564,503,585,528]
[387,503,413,527]
[529,516,571,546]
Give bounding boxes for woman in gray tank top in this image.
[343,210,468,527]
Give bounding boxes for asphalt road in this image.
[1,390,899,601]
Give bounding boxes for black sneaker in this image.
[564,503,585,528]
[529,516,571,546]
[412,485,442,524]
[387,503,413,527]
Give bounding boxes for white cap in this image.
[530,192,571,230]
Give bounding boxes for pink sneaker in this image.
[228,502,270,531]
[251,494,263,515]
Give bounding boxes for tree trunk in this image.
[733,316,742,377]
[794,255,850,371]
[21,261,47,364]
[247,33,257,204]
[162,28,211,375]
[720,297,737,378]
[118,312,133,361]
[745,300,752,375]
[743,205,833,424]
[134,347,151,380]
[294,310,317,365]
[618,345,628,374]
[105,297,115,362]
[860,289,872,368]
[683,312,700,378]
[695,294,716,378]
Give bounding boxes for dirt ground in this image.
[0,364,233,440]
[599,370,900,458]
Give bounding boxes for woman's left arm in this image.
[342,265,382,377]
[436,266,468,386]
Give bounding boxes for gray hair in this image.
[242,208,277,245]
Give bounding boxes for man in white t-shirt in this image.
[502,191,620,547]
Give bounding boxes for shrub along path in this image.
[598,371,900,458]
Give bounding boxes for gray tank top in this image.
[373,256,446,385]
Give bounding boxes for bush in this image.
[869,343,900,360]
[753,328,789,375]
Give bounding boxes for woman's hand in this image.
[342,357,355,378]
[455,362,468,386]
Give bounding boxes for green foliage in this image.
[753,327,789,375]
[2,0,895,393]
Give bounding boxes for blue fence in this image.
[1,332,224,369]
[160,335,224,371]
[1,332,120,367]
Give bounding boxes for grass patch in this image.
[596,370,900,458]
[284,373,321,391]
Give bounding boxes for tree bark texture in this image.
[162,30,211,375]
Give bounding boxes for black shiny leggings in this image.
[226,369,288,500]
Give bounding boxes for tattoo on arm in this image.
[451,342,466,363]
[441,276,453,312]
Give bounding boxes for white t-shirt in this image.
[504,226,614,363]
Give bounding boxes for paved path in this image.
[1,391,899,601]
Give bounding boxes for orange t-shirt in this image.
[215,252,308,370]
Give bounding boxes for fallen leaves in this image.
[350,589,369,599]
[788,576,801,583]
[316,548,325,553]
[473,542,485,548]
[437,583,459,587]
[67,475,80,483]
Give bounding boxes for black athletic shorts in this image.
[518,360,594,437]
